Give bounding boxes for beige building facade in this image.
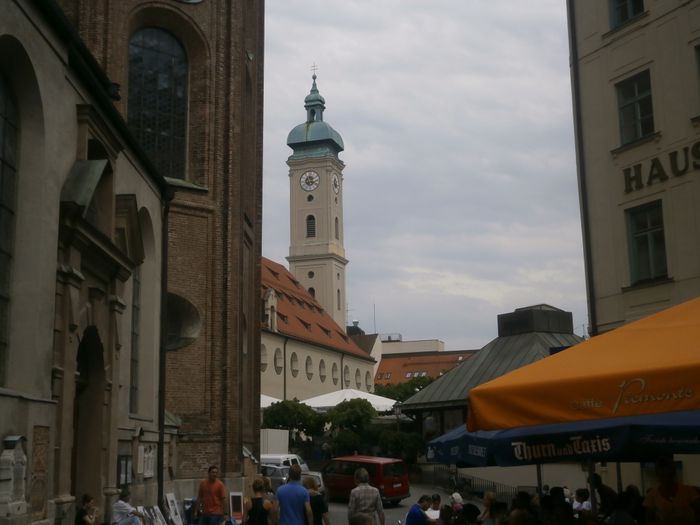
[568,0,700,335]
[0,1,170,524]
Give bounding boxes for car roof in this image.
[331,456,403,464]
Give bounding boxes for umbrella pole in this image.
[536,463,543,496]
[588,459,598,516]
[616,462,623,493]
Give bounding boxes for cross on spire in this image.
[310,62,318,76]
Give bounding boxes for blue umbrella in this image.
[427,409,700,467]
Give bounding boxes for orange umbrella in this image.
[467,296,700,432]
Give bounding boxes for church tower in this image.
[287,75,348,327]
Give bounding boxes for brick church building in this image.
[0,0,263,524]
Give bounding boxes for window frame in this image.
[626,200,668,285]
[609,0,645,29]
[616,69,654,146]
[306,215,316,238]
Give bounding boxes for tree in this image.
[378,429,424,464]
[326,399,376,433]
[374,376,435,402]
[262,399,322,435]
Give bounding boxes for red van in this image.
[321,456,410,505]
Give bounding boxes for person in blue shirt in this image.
[406,495,436,525]
[276,464,313,525]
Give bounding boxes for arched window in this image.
[0,75,18,383]
[129,266,141,413]
[290,352,299,377]
[128,28,188,179]
[355,369,361,388]
[305,356,313,380]
[334,217,339,240]
[306,215,316,238]
[308,287,315,298]
[337,289,341,310]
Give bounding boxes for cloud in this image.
[263,0,588,349]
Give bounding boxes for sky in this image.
[262,1,588,350]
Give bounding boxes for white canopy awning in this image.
[301,389,396,413]
[261,394,282,408]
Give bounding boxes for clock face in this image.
[300,171,320,191]
[332,173,340,194]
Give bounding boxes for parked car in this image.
[260,453,310,472]
[321,456,410,505]
[260,464,289,491]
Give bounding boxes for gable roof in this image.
[261,257,372,361]
[375,350,477,385]
[401,331,582,411]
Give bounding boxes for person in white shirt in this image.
[572,488,592,517]
[425,494,441,520]
[112,491,145,525]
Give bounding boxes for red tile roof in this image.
[375,350,477,385]
[261,258,373,361]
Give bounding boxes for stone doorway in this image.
[71,325,105,503]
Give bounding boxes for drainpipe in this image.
[157,188,173,505]
[567,0,598,336]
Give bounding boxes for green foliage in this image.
[378,429,424,464]
[332,429,362,456]
[374,376,435,402]
[326,398,377,433]
[262,399,322,435]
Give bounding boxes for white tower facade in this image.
[286,75,348,327]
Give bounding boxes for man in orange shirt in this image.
[198,466,228,525]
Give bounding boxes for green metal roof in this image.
[401,331,583,411]
[287,74,344,159]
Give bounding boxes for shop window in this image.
[626,200,667,285]
[616,70,654,145]
[128,28,188,179]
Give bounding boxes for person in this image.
[302,476,328,525]
[449,493,463,514]
[484,502,506,525]
[348,514,372,525]
[426,495,441,520]
[438,504,453,525]
[76,494,97,525]
[198,466,228,525]
[347,468,384,525]
[644,456,700,525]
[589,473,617,518]
[406,495,436,525]
[245,478,274,525]
[262,477,278,525]
[276,464,313,525]
[112,490,145,525]
[477,492,495,523]
[572,488,592,517]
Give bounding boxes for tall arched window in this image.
[0,75,18,383]
[306,215,316,238]
[128,28,188,179]
[334,217,339,240]
[308,287,315,298]
[337,289,341,310]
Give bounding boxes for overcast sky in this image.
[262,1,588,350]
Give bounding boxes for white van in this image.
[260,453,309,472]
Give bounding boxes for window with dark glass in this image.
[626,200,667,285]
[0,75,18,384]
[129,266,141,413]
[128,28,188,179]
[610,0,644,28]
[616,70,654,145]
[306,215,316,238]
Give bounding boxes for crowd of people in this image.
[93,457,699,525]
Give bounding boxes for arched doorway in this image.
[71,326,105,500]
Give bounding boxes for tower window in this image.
[306,215,316,238]
[0,74,18,386]
[307,271,315,279]
[616,70,654,145]
[334,217,339,240]
[128,28,188,179]
[337,289,341,310]
[308,287,315,298]
[307,195,314,202]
